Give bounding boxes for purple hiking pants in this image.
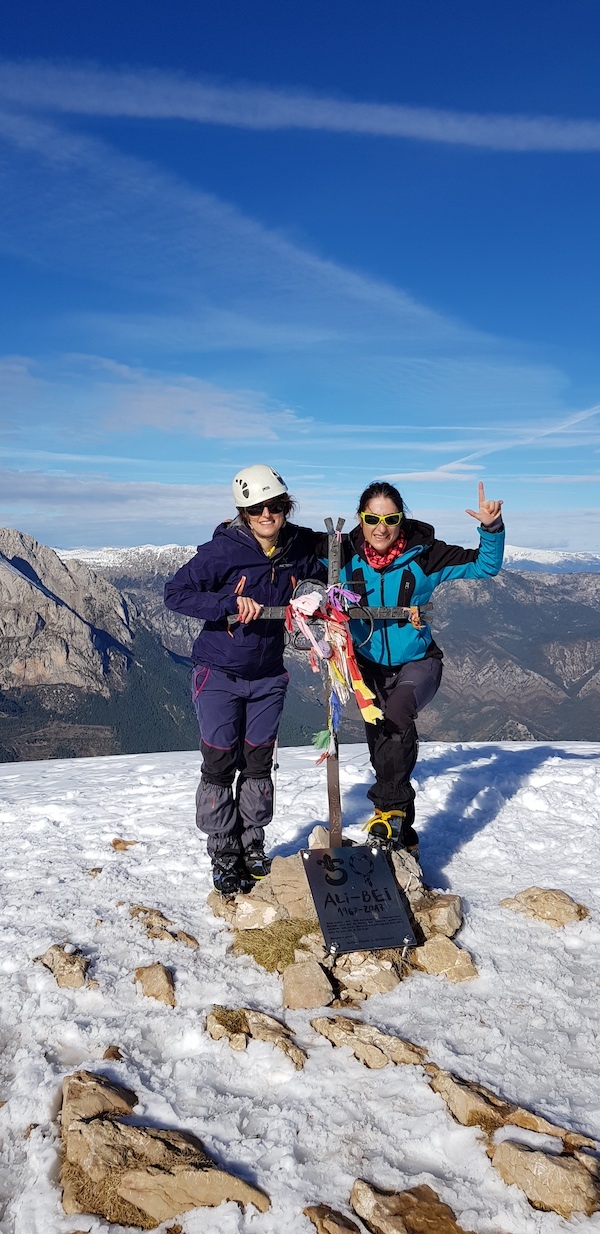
[192,664,288,857]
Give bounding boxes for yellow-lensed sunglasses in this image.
[360,511,403,527]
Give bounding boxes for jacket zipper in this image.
[380,572,392,666]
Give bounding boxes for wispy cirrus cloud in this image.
[2,61,600,153]
[0,354,308,443]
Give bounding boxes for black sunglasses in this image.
[245,497,289,517]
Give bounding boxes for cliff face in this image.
[0,528,133,695]
[0,529,196,762]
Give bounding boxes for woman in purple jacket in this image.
[164,464,319,896]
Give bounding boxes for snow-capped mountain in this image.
[57,542,600,575]
[503,545,600,573]
[57,543,197,578]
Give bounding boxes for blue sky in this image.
[0,0,599,549]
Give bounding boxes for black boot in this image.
[243,842,272,881]
[211,852,246,896]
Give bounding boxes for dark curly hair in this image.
[357,481,404,516]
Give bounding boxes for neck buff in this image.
[363,534,407,570]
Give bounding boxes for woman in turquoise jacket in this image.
[336,479,504,855]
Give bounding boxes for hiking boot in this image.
[243,843,272,881]
[211,853,246,897]
[363,809,419,857]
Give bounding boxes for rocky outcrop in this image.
[350,1180,476,1233]
[60,1070,270,1227]
[130,904,198,948]
[491,1140,600,1219]
[408,937,477,982]
[211,829,471,1006]
[425,1065,595,1150]
[206,1005,307,1069]
[304,1204,361,1232]
[311,1016,426,1069]
[330,950,402,1000]
[283,958,335,1010]
[38,944,90,989]
[0,527,197,762]
[134,963,176,1007]
[499,886,589,926]
[0,527,132,693]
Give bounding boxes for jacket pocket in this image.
[192,666,211,699]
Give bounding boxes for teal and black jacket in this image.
[318,518,504,669]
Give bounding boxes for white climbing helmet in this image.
[232,464,288,508]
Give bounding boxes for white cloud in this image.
[2,61,600,153]
[0,353,308,442]
[1,468,597,552]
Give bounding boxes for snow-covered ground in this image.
[1,741,599,1233]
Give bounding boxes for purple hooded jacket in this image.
[164,516,322,679]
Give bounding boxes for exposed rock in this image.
[173,929,200,948]
[233,893,282,931]
[283,958,335,1010]
[389,849,427,910]
[312,1016,426,1069]
[491,1139,600,1218]
[130,904,198,948]
[331,951,401,999]
[426,1065,596,1150]
[308,825,331,849]
[296,930,327,963]
[206,1005,307,1069]
[244,1008,307,1069]
[426,1067,510,1133]
[505,1109,596,1152]
[409,937,477,982]
[113,837,137,851]
[0,527,131,696]
[207,1007,249,1052]
[39,944,90,989]
[102,1045,123,1061]
[88,867,102,877]
[411,892,463,940]
[574,1149,600,1178]
[61,1071,137,1130]
[207,889,237,924]
[269,852,316,919]
[350,1179,476,1233]
[304,1202,361,1232]
[61,1112,270,1226]
[499,886,589,927]
[134,963,176,1007]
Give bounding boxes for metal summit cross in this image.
[239,516,432,850]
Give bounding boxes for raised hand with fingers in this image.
[466,482,503,527]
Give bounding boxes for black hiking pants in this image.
[359,656,443,819]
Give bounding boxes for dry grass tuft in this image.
[210,1006,249,1034]
[61,1160,157,1229]
[232,919,319,972]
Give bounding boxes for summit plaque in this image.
[302,846,416,956]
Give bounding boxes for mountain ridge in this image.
[1,526,598,760]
